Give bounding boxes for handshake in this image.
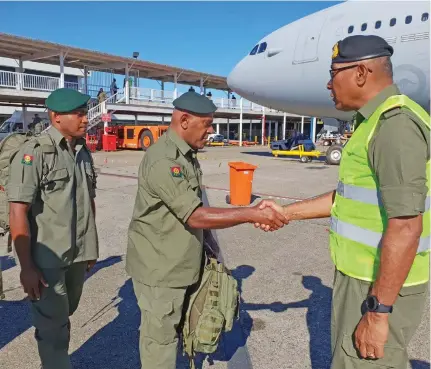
[250,200,288,232]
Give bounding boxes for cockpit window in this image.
[249,45,258,55]
[348,25,354,34]
[422,13,429,22]
[257,42,267,54]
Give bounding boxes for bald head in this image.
[170,109,214,150]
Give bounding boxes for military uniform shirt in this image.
[126,128,203,288]
[7,126,99,268]
[356,84,430,219]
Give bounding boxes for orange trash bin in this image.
[228,161,258,206]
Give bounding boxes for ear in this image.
[356,64,369,87]
[180,113,190,130]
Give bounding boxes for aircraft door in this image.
[293,16,328,64]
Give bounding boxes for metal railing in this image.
[0,70,17,88]
[64,81,79,90]
[23,73,60,91]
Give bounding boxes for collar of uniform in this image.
[167,128,193,156]
[48,125,86,151]
[357,84,401,120]
[47,125,66,145]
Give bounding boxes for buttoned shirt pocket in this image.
[43,167,70,193]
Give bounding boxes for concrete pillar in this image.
[311,117,317,143]
[16,58,23,90]
[84,66,88,94]
[227,118,230,142]
[22,104,27,131]
[216,123,220,134]
[275,122,279,140]
[239,98,243,146]
[283,113,287,140]
[269,120,272,139]
[249,119,252,141]
[261,109,265,145]
[173,73,178,99]
[59,51,65,88]
[125,64,130,104]
[301,116,304,134]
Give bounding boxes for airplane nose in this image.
[227,62,244,94]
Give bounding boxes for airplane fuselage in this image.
[227,1,430,120]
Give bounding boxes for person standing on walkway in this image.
[258,35,430,368]
[126,91,288,369]
[7,88,99,369]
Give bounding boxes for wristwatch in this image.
[365,295,393,313]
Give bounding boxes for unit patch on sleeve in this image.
[170,166,182,178]
[21,154,33,166]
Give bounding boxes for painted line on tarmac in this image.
[97,171,304,203]
[204,185,304,202]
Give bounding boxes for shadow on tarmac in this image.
[72,264,291,369]
[284,276,430,369]
[0,255,121,351]
[411,360,431,369]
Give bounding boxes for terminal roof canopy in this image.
[0,32,229,90]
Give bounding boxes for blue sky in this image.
[1,1,341,94]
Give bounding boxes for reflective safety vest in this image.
[330,94,430,287]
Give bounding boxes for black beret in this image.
[45,88,91,113]
[173,91,217,115]
[331,35,394,64]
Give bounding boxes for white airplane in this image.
[227,1,430,121]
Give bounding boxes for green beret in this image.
[45,88,91,113]
[173,91,217,115]
[331,35,393,64]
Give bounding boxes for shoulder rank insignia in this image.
[170,166,182,178]
[22,154,33,166]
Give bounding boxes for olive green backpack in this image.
[0,132,56,237]
[182,256,240,369]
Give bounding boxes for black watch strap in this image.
[365,295,393,313]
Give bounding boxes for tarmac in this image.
[0,145,429,369]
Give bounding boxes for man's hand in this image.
[250,201,288,231]
[20,265,48,300]
[87,259,97,272]
[254,200,288,231]
[354,312,389,360]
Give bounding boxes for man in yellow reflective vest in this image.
[258,35,430,368]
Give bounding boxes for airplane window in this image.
[257,42,267,54]
[422,13,429,22]
[348,25,354,33]
[249,45,259,56]
[375,20,382,29]
[405,15,412,24]
[390,18,396,27]
[361,23,367,31]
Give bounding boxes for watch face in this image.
[366,296,378,311]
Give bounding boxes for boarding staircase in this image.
[87,89,126,131]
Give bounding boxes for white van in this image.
[0,111,50,142]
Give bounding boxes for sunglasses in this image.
[329,64,360,79]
